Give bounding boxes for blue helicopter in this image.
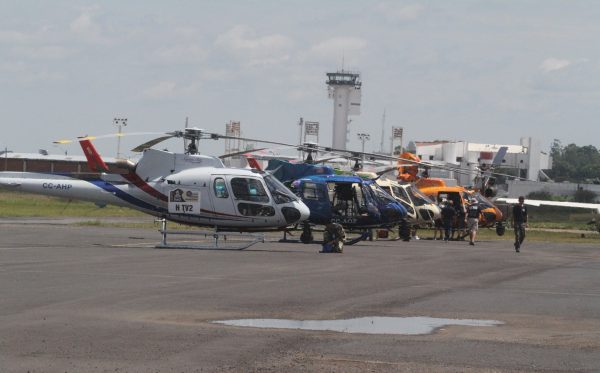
[265,159,410,243]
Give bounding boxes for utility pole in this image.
[113,117,127,158]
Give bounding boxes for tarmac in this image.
[1,222,600,372]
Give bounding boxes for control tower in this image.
[326,70,362,150]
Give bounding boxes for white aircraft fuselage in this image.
[0,149,310,231]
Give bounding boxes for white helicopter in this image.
[0,128,311,247]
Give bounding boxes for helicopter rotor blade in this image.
[218,148,268,159]
[131,135,177,152]
[132,130,528,182]
[208,133,299,149]
[53,132,167,145]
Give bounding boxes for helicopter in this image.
[255,159,409,243]
[247,156,410,243]
[371,177,441,233]
[0,128,311,247]
[394,151,506,235]
[297,165,439,239]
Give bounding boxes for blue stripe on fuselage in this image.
[86,179,167,213]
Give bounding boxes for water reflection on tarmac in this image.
[214,316,503,335]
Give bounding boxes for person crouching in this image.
[322,223,346,253]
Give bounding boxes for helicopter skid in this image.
[155,219,264,250]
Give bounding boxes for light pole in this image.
[297,117,304,159]
[113,118,127,158]
[357,133,370,167]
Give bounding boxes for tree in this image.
[547,141,600,182]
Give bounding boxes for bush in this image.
[574,189,597,203]
[527,190,554,201]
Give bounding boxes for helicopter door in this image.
[300,181,329,222]
[227,176,277,222]
[209,176,237,217]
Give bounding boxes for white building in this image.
[407,137,551,186]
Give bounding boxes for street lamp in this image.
[357,133,370,167]
[113,117,127,158]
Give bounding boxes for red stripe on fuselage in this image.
[122,173,168,202]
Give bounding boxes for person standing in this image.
[466,198,482,245]
[440,200,457,241]
[512,196,528,253]
[453,201,467,240]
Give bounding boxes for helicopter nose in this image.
[298,202,311,222]
[281,201,311,225]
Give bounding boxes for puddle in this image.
[213,316,503,335]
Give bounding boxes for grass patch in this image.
[415,226,599,245]
[3,191,599,244]
[0,190,146,218]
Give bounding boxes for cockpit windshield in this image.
[472,192,494,209]
[264,175,298,204]
[369,183,398,204]
[391,185,410,202]
[406,185,434,206]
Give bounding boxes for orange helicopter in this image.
[396,151,506,236]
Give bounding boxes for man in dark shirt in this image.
[440,200,457,242]
[466,198,483,245]
[512,196,528,252]
[453,202,467,240]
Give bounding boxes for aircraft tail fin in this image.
[492,146,508,166]
[79,139,109,172]
[246,157,262,171]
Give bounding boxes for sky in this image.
[2,1,600,159]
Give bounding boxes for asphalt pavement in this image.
[1,223,599,372]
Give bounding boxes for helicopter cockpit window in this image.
[380,185,393,196]
[230,178,269,203]
[473,193,494,209]
[329,182,367,216]
[392,185,411,202]
[369,184,397,204]
[406,186,433,206]
[238,203,275,216]
[263,175,297,204]
[302,182,321,200]
[213,178,229,198]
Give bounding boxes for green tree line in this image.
[547,140,600,183]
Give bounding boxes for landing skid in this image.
[155,219,264,250]
[279,228,370,246]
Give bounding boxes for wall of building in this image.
[412,138,550,185]
[506,180,600,202]
[2,154,125,174]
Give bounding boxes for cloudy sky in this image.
[2,1,600,158]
